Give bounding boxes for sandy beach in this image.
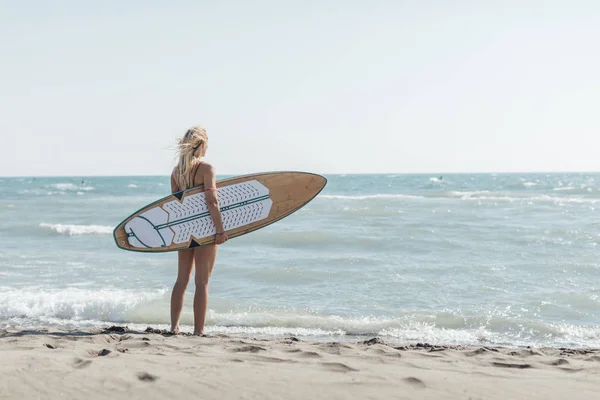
[1,326,599,400]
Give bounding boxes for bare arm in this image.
[202,164,225,235]
[170,172,179,194]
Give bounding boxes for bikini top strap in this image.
[188,161,202,187]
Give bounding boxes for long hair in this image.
[174,125,208,190]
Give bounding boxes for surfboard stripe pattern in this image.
[124,180,273,249]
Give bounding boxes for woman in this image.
[169,125,228,335]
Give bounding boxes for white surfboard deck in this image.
[113,171,326,252]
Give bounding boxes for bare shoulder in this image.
[193,162,216,186]
[196,162,216,174]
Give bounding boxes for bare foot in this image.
[170,326,180,335]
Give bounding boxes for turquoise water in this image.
[0,173,599,347]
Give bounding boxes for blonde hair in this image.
[174,125,208,190]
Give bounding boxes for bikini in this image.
[190,161,216,191]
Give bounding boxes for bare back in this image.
[171,161,217,194]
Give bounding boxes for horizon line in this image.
[1,170,599,179]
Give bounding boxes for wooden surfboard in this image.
[113,171,327,252]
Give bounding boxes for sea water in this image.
[0,173,599,348]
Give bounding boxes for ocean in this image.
[0,173,599,348]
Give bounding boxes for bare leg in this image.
[170,250,194,333]
[193,245,218,335]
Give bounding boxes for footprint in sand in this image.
[232,345,266,353]
[507,349,542,357]
[314,343,353,356]
[492,362,532,369]
[464,348,498,357]
[87,349,112,357]
[120,341,151,349]
[73,358,93,369]
[296,351,322,359]
[586,356,600,362]
[542,359,569,366]
[558,367,584,373]
[365,347,402,357]
[137,372,158,382]
[320,362,358,372]
[101,334,127,344]
[403,377,426,389]
[248,355,291,363]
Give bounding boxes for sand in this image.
[1,326,600,400]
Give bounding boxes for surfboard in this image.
[113,171,327,252]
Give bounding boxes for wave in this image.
[320,194,424,200]
[39,223,113,235]
[443,191,599,204]
[47,183,94,191]
[462,195,598,204]
[0,287,168,322]
[128,184,138,188]
[2,293,599,347]
[320,191,598,204]
[445,190,491,198]
[339,207,404,217]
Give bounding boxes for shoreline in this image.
[2,326,600,400]
[2,323,597,350]
[4,324,599,353]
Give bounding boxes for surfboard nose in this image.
[287,172,327,201]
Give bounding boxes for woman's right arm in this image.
[201,164,228,245]
[170,172,179,194]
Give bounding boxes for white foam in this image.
[2,298,600,347]
[321,194,424,200]
[523,182,538,187]
[48,183,94,191]
[321,191,599,204]
[0,287,168,322]
[475,195,598,204]
[52,183,77,191]
[446,190,491,198]
[40,223,113,235]
[128,184,138,188]
[446,191,599,204]
[553,186,576,191]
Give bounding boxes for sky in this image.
[1,0,599,176]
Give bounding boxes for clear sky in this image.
[1,1,599,176]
